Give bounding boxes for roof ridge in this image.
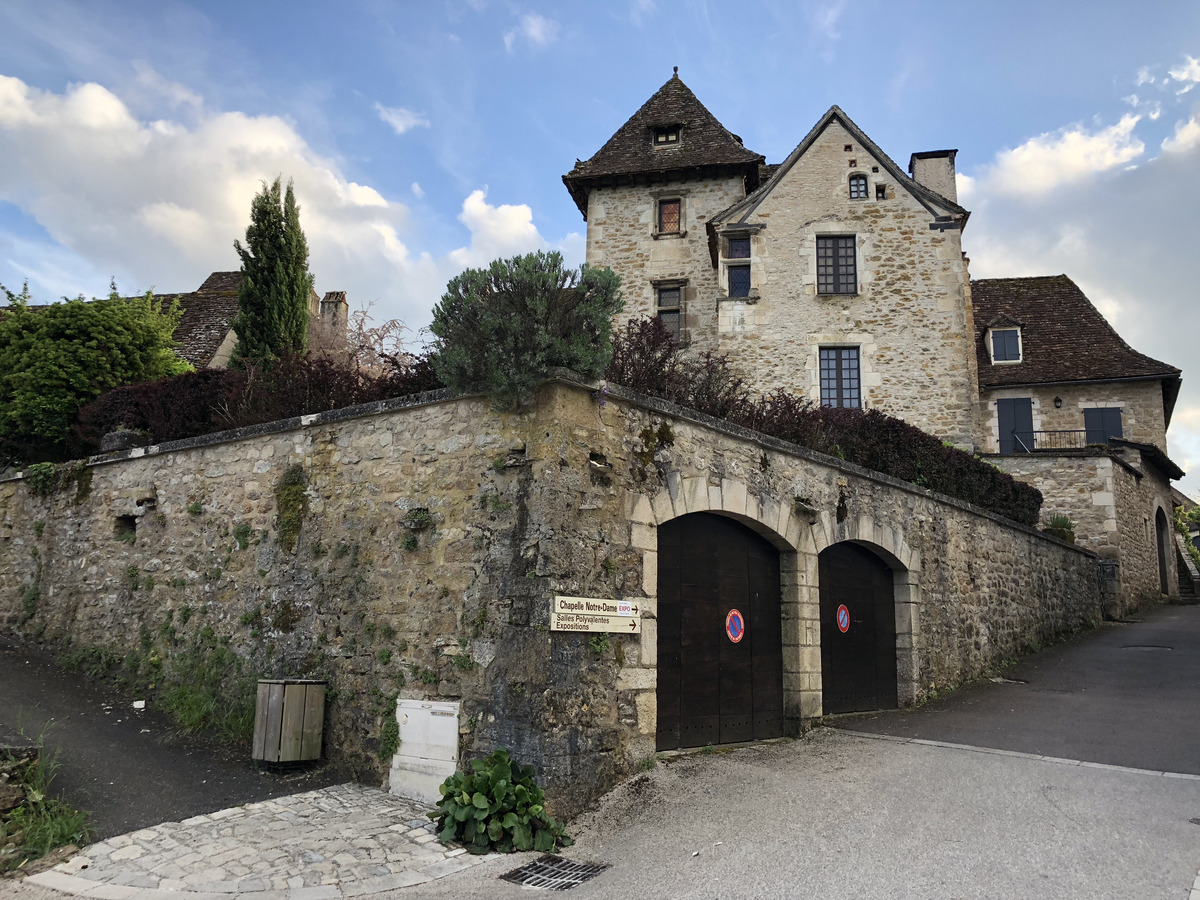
[712,105,967,226]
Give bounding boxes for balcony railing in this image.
[1005,430,1101,453]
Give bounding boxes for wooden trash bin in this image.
[252,679,326,763]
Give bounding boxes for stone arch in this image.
[809,512,921,708]
[627,476,807,734]
[1155,505,1172,596]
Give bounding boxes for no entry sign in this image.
[725,608,745,643]
[836,604,850,633]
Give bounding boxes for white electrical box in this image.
[389,699,460,804]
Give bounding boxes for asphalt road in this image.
[837,602,1200,774]
[0,636,342,840]
[9,604,1200,899]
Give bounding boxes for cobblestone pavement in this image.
[24,784,488,899]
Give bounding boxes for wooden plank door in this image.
[657,513,783,750]
[819,542,897,715]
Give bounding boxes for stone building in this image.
[565,72,1186,610]
[972,275,1182,610]
[166,271,348,368]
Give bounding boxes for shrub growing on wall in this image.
[0,282,190,462]
[72,352,442,453]
[605,317,1043,526]
[430,251,622,410]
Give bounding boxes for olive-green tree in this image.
[0,281,190,453]
[230,177,314,366]
[429,251,622,410]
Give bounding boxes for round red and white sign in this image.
[725,608,745,643]
[836,604,850,633]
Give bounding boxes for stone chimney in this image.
[908,149,958,204]
[320,291,349,341]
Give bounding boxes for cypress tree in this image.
[231,177,314,366]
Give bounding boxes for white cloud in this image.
[374,102,430,135]
[411,182,425,198]
[0,73,573,336]
[970,115,1144,197]
[808,0,846,41]
[1135,66,1156,86]
[1168,55,1200,84]
[629,0,655,26]
[961,124,1200,498]
[448,188,543,267]
[1162,116,1200,154]
[503,13,559,52]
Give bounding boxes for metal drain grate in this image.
[500,855,609,890]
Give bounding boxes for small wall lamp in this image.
[1054,396,1063,408]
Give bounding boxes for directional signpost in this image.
[551,595,641,634]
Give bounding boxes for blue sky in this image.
[1,1,1198,496]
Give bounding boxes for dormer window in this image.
[654,126,680,147]
[849,174,868,199]
[989,327,1022,363]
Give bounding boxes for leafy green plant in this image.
[429,250,622,411]
[32,520,44,538]
[187,501,204,517]
[453,653,476,671]
[0,742,91,873]
[403,534,419,551]
[588,633,611,657]
[378,648,392,665]
[23,462,60,496]
[430,747,572,854]
[232,523,252,550]
[378,716,400,760]
[1042,513,1075,543]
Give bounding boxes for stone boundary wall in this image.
[991,449,1177,616]
[0,379,1100,816]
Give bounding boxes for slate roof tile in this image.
[562,73,763,217]
[972,274,1179,387]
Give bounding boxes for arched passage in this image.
[819,542,898,714]
[1156,507,1171,595]
[656,512,784,750]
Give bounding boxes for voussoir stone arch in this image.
[810,510,919,574]
[633,475,803,551]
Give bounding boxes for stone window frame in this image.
[815,234,858,296]
[652,278,688,344]
[818,345,862,409]
[650,187,688,240]
[848,173,868,200]
[1080,403,1125,446]
[987,326,1023,365]
[718,228,761,302]
[985,391,1046,454]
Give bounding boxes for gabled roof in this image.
[711,105,968,228]
[972,275,1181,421]
[164,272,242,367]
[562,72,764,218]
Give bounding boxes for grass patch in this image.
[1,740,91,874]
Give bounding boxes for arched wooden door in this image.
[819,542,897,714]
[656,513,783,750]
[1156,508,1171,594]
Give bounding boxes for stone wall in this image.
[584,176,747,353]
[712,119,979,448]
[0,380,1101,816]
[979,380,1168,452]
[990,449,1176,616]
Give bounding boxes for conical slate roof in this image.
[563,72,764,217]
